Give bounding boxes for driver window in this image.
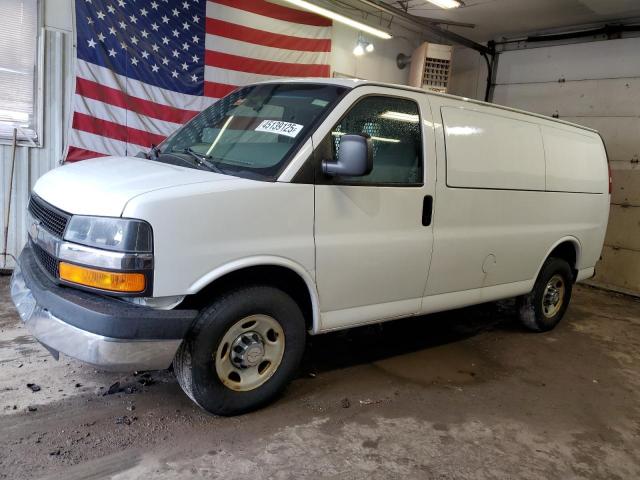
[325,96,423,185]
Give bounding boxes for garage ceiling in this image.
[381,0,640,41]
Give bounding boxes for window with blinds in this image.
[0,0,39,143]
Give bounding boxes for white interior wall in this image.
[450,37,640,295]
[448,46,488,100]
[331,23,419,83]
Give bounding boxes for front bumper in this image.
[10,244,198,371]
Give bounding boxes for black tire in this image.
[518,257,574,332]
[174,285,306,416]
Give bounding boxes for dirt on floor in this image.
[1,274,640,479]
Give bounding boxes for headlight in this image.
[64,216,153,253]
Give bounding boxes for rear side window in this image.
[321,96,423,185]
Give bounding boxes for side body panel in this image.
[424,94,609,301]
[122,86,608,335]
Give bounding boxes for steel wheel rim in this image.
[542,274,565,318]
[215,314,285,392]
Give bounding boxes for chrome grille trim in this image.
[59,243,154,270]
[28,217,153,271]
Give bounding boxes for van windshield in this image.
[158,83,346,181]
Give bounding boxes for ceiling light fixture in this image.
[425,0,463,9]
[353,34,374,57]
[281,0,392,39]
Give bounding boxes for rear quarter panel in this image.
[425,94,609,296]
[542,124,609,194]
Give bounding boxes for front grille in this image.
[28,195,70,238]
[32,241,59,278]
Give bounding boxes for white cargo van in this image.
[11,79,610,415]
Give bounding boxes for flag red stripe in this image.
[76,77,198,125]
[205,50,330,77]
[206,18,331,52]
[209,0,332,27]
[72,112,167,147]
[66,146,108,162]
[204,81,237,98]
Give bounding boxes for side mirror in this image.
[322,134,373,177]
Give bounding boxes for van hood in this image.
[33,156,238,217]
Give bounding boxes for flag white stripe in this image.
[74,94,182,138]
[205,34,329,65]
[207,2,331,40]
[70,127,151,156]
[77,60,216,111]
[69,128,128,157]
[204,66,290,87]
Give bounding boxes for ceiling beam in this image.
[356,0,491,54]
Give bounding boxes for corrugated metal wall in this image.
[0,28,72,270]
[492,37,640,295]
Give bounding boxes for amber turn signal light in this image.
[59,262,146,293]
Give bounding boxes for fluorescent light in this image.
[281,0,392,39]
[331,131,400,143]
[425,0,462,9]
[446,126,482,136]
[380,111,420,123]
[371,136,400,143]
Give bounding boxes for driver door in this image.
[312,87,436,331]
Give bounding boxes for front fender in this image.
[187,256,322,334]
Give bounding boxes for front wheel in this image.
[518,257,574,332]
[174,285,306,416]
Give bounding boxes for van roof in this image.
[252,77,598,134]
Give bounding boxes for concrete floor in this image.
[1,275,640,479]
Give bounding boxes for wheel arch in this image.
[184,257,321,334]
[535,237,582,282]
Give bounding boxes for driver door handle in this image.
[422,195,433,226]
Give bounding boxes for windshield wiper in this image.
[181,147,224,174]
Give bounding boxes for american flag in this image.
[67,0,332,161]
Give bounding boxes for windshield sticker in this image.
[255,120,304,138]
[312,99,329,107]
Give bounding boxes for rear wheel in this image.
[518,257,573,332]
[174,285,306,416]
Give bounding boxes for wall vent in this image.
[408,42,453,93]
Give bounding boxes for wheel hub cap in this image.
[231,332,265,369]
[214,314,285,392]
[542,274,565,318]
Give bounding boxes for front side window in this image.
[321,96,423,185]
[159,83,346,181]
